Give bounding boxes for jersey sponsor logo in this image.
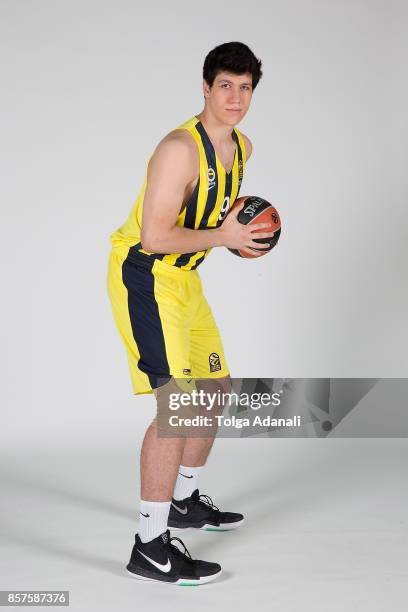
[209,352,222,372]
[218,196,230,222]
[207,167,216,191]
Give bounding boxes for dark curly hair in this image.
[203,42,263,90]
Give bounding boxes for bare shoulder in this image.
[239,131,253,159]
[148,128,198,181]
[161,127,197,149]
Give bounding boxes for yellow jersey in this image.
[109,115,247,271]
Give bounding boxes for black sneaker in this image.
[126,529,222,586]
[168,489,244,531]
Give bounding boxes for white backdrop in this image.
[1,2,408,610]
[1,0,407,446]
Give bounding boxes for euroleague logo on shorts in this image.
[207,167,216,191]
[209,352,221,373]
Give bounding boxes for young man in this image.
[107,42,273,585]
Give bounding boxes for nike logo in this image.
[137,549,171,573]
[171,501,188,514]
[179,473,193,479]
[140,512,150,518]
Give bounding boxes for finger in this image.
[250,222,273,230]
[229,201,245,217]
[249,231,275,239]
[249,241,271,250]
[241,248,263,257]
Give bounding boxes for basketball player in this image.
[107,42,274,585]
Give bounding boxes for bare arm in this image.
[141,131,271,254]
[140,132,222,253]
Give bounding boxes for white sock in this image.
[173,465,204,501]
[139,500,171,543]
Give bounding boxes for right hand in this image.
[218,201,275,256]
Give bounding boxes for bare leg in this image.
[181,375,231,468]
[140,377,193,500]
[140,376,231,499]
[140,416,186,500]
[181,436,215,467]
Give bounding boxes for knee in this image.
[197,375,232,395]
[216,375,232,394]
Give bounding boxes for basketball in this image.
[227,196,282,258]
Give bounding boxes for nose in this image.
[228,86,241,104]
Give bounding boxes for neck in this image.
[196,108,234,145]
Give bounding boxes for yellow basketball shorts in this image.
[107,247,229,395]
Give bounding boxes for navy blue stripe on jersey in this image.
[225,170,233,211]
[182,178,200,229]
[128,244,165,263]
[174,249,204,268]
[173,122,216,268]
[216,164,233,229]
[194,120,217,167]
[190,250,208,270]
[122,254,171,389]
[195,122,218,230]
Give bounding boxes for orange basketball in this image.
[228,196,281,258]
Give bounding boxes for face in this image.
[203,71,253,126]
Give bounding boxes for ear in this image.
[202,79,211,99]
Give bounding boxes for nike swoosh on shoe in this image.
[171,502,188,514]
[137,550,172,573]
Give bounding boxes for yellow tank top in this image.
[109,115,247,271]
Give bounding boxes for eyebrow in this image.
[218,79,252,86]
